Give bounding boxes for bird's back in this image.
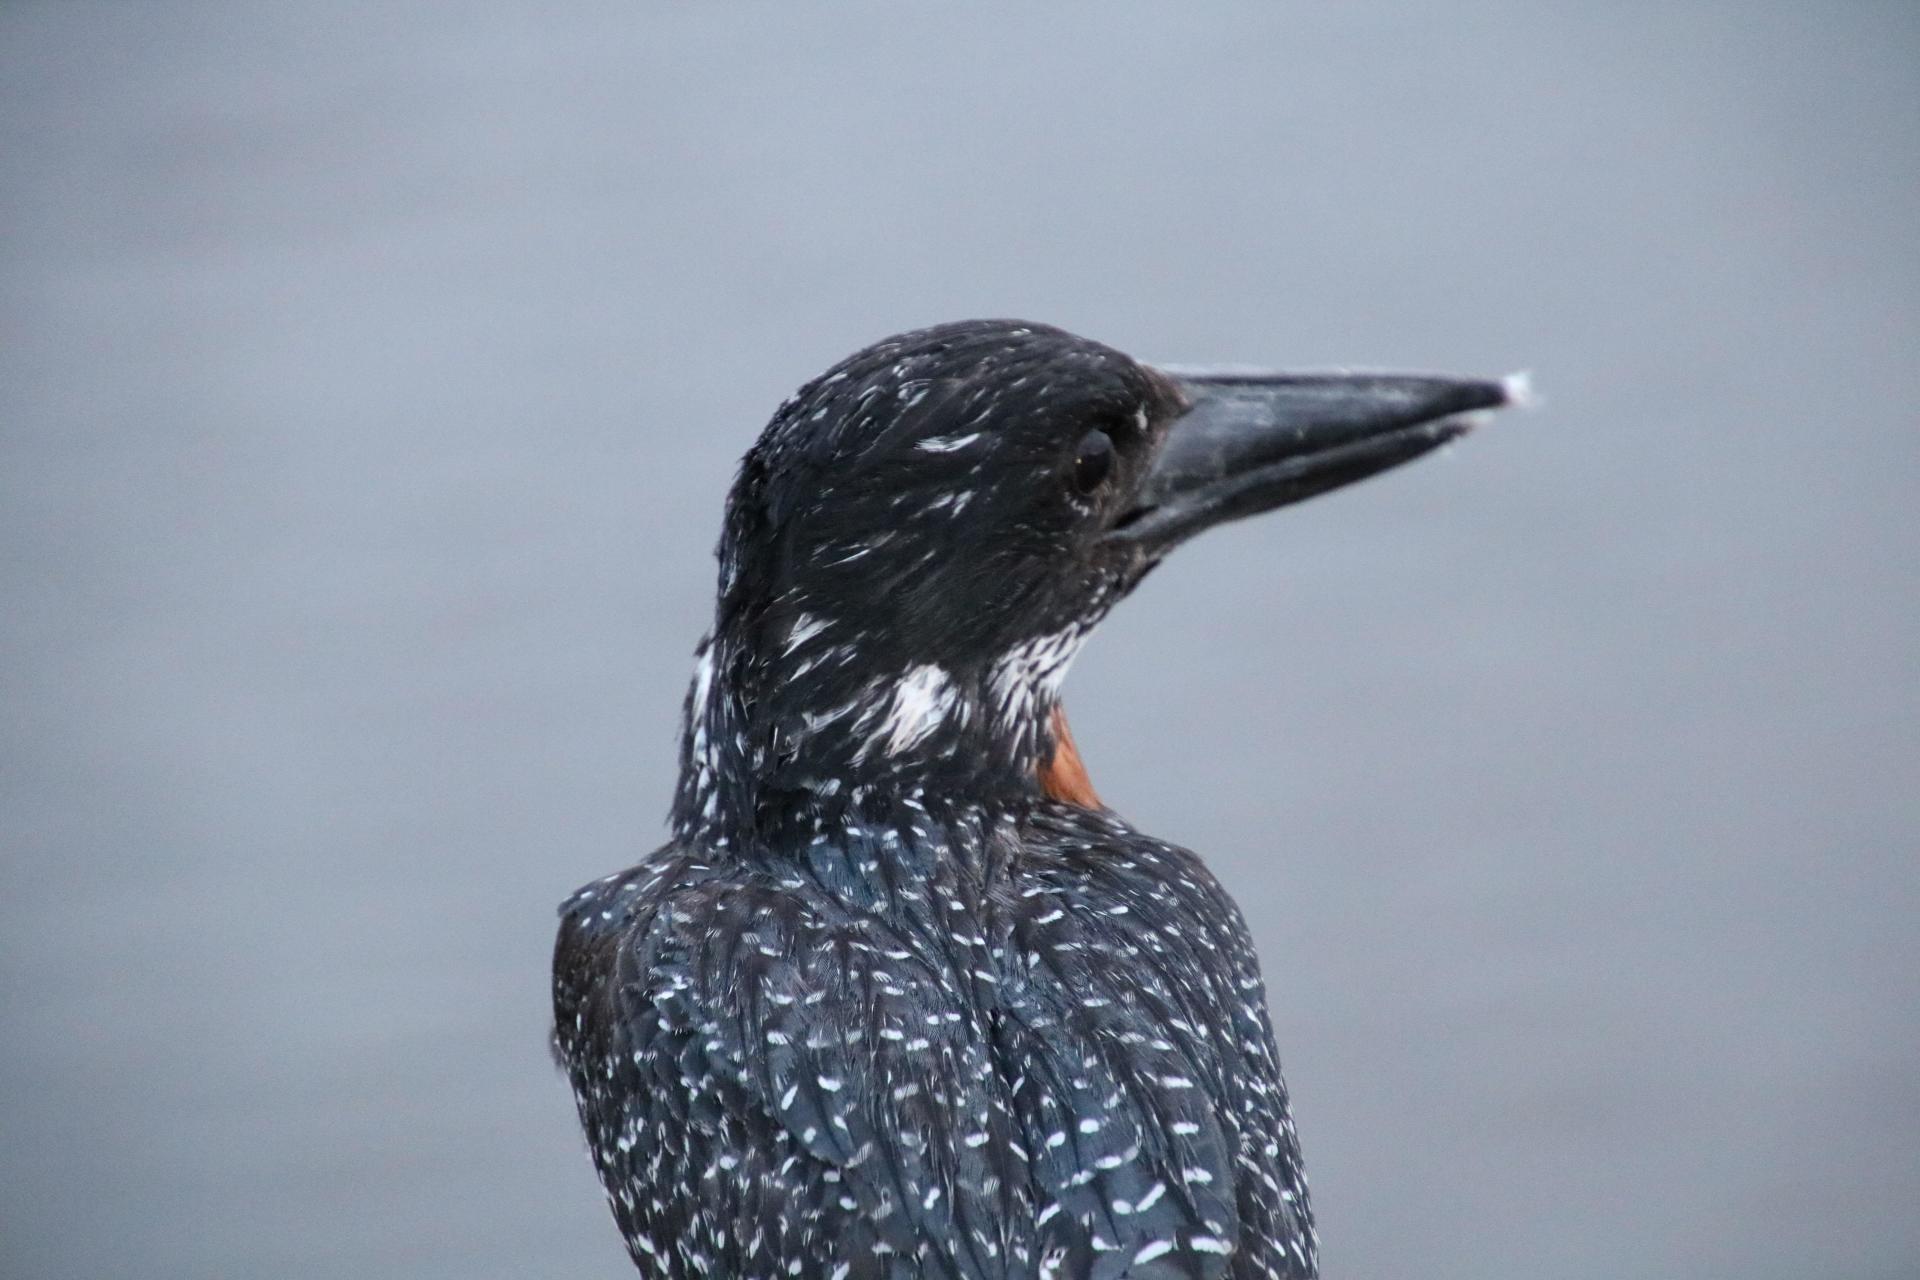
[552,798,1315,1279]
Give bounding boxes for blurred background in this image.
[3,3,1916,1277]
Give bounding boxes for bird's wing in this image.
[996,887,1244,1279]
[1011,806,1317,1279]
[557,853,1028,1279]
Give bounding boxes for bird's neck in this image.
[670,620,1090,853]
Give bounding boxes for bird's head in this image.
[676,319,1521,846]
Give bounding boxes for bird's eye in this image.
[1071,430,1114,495]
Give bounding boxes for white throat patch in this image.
[988,627,1086,735]
[877,663,957,755]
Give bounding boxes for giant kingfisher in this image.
[553,319,1521,1278]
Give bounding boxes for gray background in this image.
[3,3,1915,1278]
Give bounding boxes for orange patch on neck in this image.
[1038,705,1102,809]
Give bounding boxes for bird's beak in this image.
[1108,369,1527,556]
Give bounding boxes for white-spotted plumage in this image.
[556,799,1315,1279]
[555,320,1325,1279]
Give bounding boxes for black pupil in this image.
[1072,430,1114,494]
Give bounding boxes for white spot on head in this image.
[690,646,715,722]
[687,643,721,793]
[783,612,828,655]
[877,664,955,755]
[801,692,876,736]
[916,432,983,453]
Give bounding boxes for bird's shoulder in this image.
[552,832,1031,1276]
[1001,803,1316,1277]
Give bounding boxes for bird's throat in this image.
[673,630,1098,847]
[1038,705,1101,809]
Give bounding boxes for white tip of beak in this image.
[1500,370,1540,410]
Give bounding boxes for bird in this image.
[552,319,1520,1278]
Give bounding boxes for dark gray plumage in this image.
[553,320,1516,1277]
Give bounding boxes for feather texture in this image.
[554,798,1314,1278]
